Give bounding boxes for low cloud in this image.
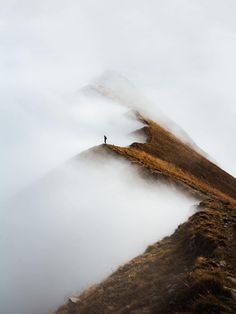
[0,156,197,314]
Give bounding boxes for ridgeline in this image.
[55,115,236,314]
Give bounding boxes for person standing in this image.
[104,135,107,144]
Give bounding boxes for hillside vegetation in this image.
[55,115,236,313]
[108,116,236,204]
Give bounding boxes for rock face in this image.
[55,116,236,314]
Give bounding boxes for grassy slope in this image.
[109,117,236,203]
[55,117,236,313]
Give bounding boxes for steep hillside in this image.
[56,199,236,314]
[107,116,236,204]
[55,115,236,313]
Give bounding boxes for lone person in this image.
[104,135,107,144]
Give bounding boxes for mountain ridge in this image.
[55,113,236,313]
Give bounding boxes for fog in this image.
[1,1,236,313]
[0,86,143,201]
[0,75,199,314]
[1,0,236,200]
[0,86,199,313]
[0,156,197,314]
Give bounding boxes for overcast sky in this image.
[1,0,236,199]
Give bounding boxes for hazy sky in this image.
[1,0,236,199]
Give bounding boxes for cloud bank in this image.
[0,156,197,314]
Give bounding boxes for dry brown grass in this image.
[141,118,236,200]
[108,144,236,205]
[101,115,236,205]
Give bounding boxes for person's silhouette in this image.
[104,135,107,144]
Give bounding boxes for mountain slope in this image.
[55,114,236,313]
[56,200,236,314]
[107,115,236,204]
